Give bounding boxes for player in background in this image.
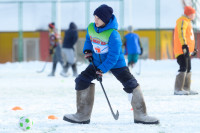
[123,26,143,68]
[60,22,78,77]
[48,22,65,77]
[174,6,198,95]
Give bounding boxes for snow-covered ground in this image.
[0,59,200,133]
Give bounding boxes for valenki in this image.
[63,4,159,125]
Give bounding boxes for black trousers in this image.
[177,54,191,72]
[75,65,139,93]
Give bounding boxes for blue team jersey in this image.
[83,15,126,73]
[124,33,141,55]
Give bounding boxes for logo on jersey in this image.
[90,36,108,54]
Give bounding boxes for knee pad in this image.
[112,67,138,93]
[179,67,187,72]
[75,76,91,90]
[75,65,96,90]
[123,79,139,93]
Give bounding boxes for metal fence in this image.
[0,0,124,61]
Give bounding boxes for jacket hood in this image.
[94,15,118,33]
[69,22,77,30]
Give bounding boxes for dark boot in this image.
[131,85,159,124]
[63,83,95,124]
[48,62,57,76]
[72,63,78,77]
[183,72,198,95]
[174,72,189,95]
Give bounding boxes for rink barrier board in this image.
[0,30,200,63]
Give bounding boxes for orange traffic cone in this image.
[48,115,58,120]
[12,106,23,111]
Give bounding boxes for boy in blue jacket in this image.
[123,25,143,68]
[63,4,159,125]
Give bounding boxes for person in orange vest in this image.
[173,6,198,95]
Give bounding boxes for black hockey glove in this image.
[49,48,54,55]
[96,69,103,82]
[84,50,93,62]
[140,47,143,55]
[182,44,189,57]
[191,48,198,56]
[49,45,57,55]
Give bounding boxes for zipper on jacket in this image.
[96,27,101,63]
[99,54,102,63]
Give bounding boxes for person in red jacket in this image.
[173,6,198,95]
[48,22,65,77]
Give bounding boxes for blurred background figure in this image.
[123,25,143,69]
[173,6,198,95]
[48,22,65,77]
[61,22,78,77]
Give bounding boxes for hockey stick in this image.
[136,58,141,75]
[37,56,50,73]
[90,59,119,120]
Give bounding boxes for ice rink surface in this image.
[0,59,200,133]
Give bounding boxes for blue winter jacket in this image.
[63,22,78,49]
[124,33,141,54]
[83,15,126,73]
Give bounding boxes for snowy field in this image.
[0,59,200,133]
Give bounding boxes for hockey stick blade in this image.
[136,71,140,75]
[37,56,51,73]
[37,62,47,73]
[112,110,119,120]
[100,82,119,120]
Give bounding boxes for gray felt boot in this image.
[131,85,159,124]
[183,72,198,95]
[63,83,95,124]
[174,72,189,95]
